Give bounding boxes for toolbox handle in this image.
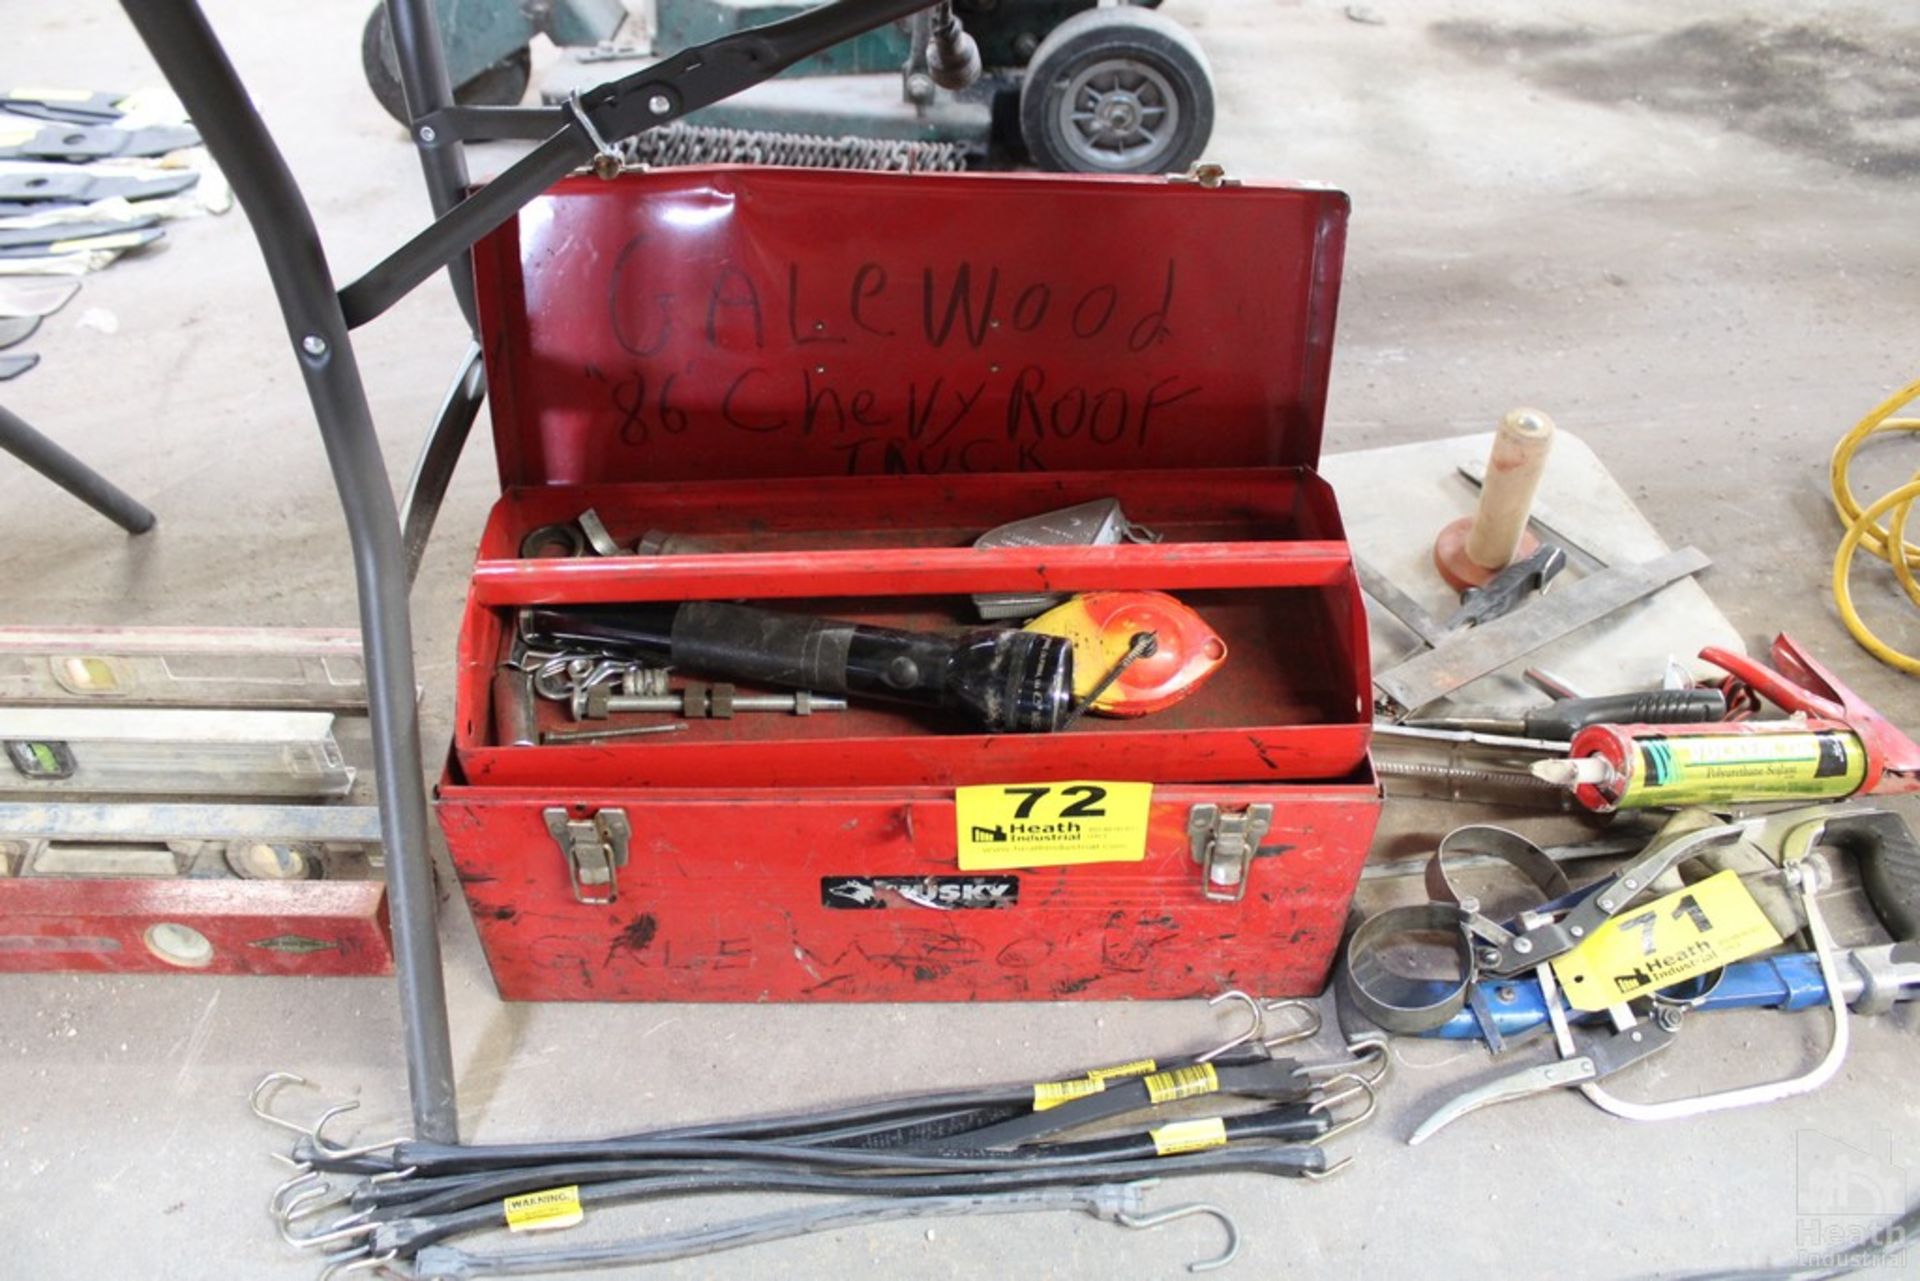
[472,541,1354,606]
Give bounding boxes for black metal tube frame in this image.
[117,0,942,1143]
[0,401,156,534]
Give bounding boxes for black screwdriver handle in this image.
[1522,688,1728,740]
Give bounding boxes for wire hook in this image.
[277,1208,376,1251]
[1301,1070,1378,1180]
[284,1181,356,1225]
[269,1167,322,1221]
[1193,990,1262,1063]
[320,1248,401,1280]
[251,1072,409,1161]
[1294,1038,1389,1087]
[1259,998,1323,1048]
[1116,1201,1242,1273]
[1305,1075,1382,1144]
[251,1072,362,1143]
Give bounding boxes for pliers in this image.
[1407,964,1680,1144]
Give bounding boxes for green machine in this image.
[360,0,1216,174]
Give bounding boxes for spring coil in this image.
[614,122,969,173]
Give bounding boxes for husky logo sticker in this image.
[822,875,1019,910]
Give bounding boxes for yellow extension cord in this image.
[1830,375,1920,676]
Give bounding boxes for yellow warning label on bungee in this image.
[1085,1058,1158,1083]
[1030,1058,1159,1110]
[955,781,1153,869]
[1551,870,1783,1011]
[1143,1063,1219,1104]
[1150,1117,1229,1156]
[503,1185,584,1232]
[1032,1077,1106,1111]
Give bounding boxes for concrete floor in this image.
[5,0,1920,1276]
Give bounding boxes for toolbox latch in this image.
[542,807,631,905]
[1169,161,1240,189]
[1188,803,1272,903]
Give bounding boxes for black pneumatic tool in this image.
[521,602,1076,733]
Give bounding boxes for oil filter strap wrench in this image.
[1532,632,1920,812]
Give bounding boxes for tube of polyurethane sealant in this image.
[1531,721,1871,812]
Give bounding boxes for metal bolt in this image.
[1599,898,1616,912]
[648,94,672,116]
[301,335,327,356]
[1623,878,1639,890]
[1494,985,1517,1005]
[1512,937,1534,955]
[581,686,847,720]
[1477,948,1501,967]
[542,723,688,745]
[418,125,436,143]
[1569,925,1585,938]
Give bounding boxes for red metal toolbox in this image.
[437,167,1380,1002]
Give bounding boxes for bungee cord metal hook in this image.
[319,1247,402,1280]
[251,1071,410,1161]
[1300,1071,1379,1181]
[1259,998,1323,1049]
[1113,1185,1242,1274]
[278,1207,378,1252]
[1295,1038,1389,1087]
[1194,990,1263,1063]
[253,1073,362,1147]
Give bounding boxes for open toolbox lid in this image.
[471,167,1349,487]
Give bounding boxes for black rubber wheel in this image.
[361,2,533,126]
[1018,6,1214,175]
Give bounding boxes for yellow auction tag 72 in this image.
[956,780,1152,870]
[1551,869,1782,1012]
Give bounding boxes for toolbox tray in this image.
[454,464,1370,787]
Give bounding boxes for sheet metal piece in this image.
[1373,547,1711,714]
[0,169,198,213]
[0,314,38,349]
[1355,555,1449,649]
[0,122,201,161]
[0,277,79,318]
[0,215,161,250]
[0,89,127,125]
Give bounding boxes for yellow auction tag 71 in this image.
[955,780,1152,870]
[1552,869,1782,1012]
